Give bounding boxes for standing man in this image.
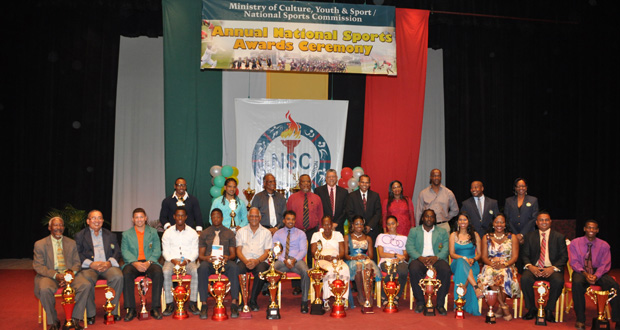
[75,210,123,324]
[460,181,500,238]
[236,207,272,311]
[569,220,620,330]
[406,209,451,315]
[287,174,323,267]
[161,206,200,316]
[272,210,310,313]
[315,169,349,236]
[160,177,204,231]
[521,212,567,322]
[121,208,164,321]
[197,208,240,319]
[251,173,286,234]
[345,174,382,245]
[34,217,91,330]
[415,169,459,233]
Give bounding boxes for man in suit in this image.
[345,174,382,245]
[34,216,91,330]
[460,181,500,237]
[251,173,286,235]
[406,209,451,315]
[121,208,164,321]
[315,169,348,236]
[521,212,568,322]
[159,177,204,231]
[75,210,123,324]
[415,169,459,233]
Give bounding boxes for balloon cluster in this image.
[209,165,240,198]
[338,166,365,192]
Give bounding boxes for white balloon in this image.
[352,168,364,179]
[210,165,222,177]
[348,177,359,189]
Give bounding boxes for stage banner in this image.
[201,0,396,75]
[235,98,348,201]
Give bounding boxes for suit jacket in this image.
[345,189,382,231]
[33,235,81,295]
[521,229,567,271]
[121,226,162,268]
[251,190,287,228]
[405,226,450,262]
[460,196,500,237]
[315,184,348,229]
[75,227,122,267]
[504,195,539,235]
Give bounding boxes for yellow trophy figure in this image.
[209,257,231,321]
[259,242,287,319]
[171,263,190,319]
[229,199,237,233]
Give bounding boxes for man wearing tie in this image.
[460,181,500,237]
[251,173,286,235]
[345,174,382,245]
[315,169,349,236]
[286,174,323,267]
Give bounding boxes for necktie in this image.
[268,194,277,227]
[476,197,483,218]
[537,232,546,268]
[55,239,66,272]
[584,242,594,274]
[303,193,310,229]
[213,230,220,246]
[329,187,335,216]
[362,193,367,211]
[285,229,291,259]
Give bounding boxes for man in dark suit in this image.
[521,212,568,322]
[251,173,286,234]
[460,181,500,237]
[159,177,204,231]
[314,169,348,236]
[34,216,91,330]
[75,210,123,324]
[345,174,382,245]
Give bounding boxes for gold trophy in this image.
[209,258,231,321]
[229,199,237,232]
[483,288,498,323]
[136,277,150,320]
[361,264,375,314]
[172,264,190,319]
[307,241,328,315]
[329,258,348,318]
[259,242,287,319]
[418,266,442,316]
[290,173,301,194]
[454,283,466,319]
[586,287,617,330]
[61,270,77,330]
[238,273,252,319]
[242,182,256,210]
[533,281,550,326]
[102,287,116,325]
[382,259,400,313]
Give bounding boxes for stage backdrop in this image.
[235,98,348,200]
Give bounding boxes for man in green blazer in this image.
[406,209,451,315]
[121,208,164,321]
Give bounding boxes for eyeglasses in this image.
[175,183,187,187]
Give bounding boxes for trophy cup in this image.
[483,288,498,324]
[290,173,301,194]
[229,199,237,232]
[418,266,442,316]
[454,283,466,319]
[533,281,550,326]
[209,258,231,321]
[136,277,150,320]
[172,264,190,320]
[238,273,252,319]
[382,259,400,313]
[586,287,617,330]
[102,287,116,325]
[361,265,375,314]
[242,182,255,210]
[329,259,348,318]
[307,241,328,315]
[61,270,77,330]
[259,242,287,319]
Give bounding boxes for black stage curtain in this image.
[329,73,366,168]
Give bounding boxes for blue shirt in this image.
[209,196,248,228]
[272,227,307,262]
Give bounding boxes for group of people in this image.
[33,170,619,330]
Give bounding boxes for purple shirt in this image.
[272,227,307,262]
[569,236,611,280]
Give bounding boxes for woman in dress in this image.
[344,215,381,307]
[209,177,248,230]
[375,215,409,305]
[382,180,415,236]
[504,178,539,244]
[478,214,521,321]
[449,212,482,316]
[311,215,350,309]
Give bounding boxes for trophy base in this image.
[103,313,115,325]
[310,303,326,315]
[486,315,496,324]
[62,320,78,330]
[455,310,465,319]
[592,317,610,329]
[383,305,398,313]
[211,306,228,321]
[361,306,375,314]
[535,316,547,326]
[266,307,281,320]
[172,310,189,320]
[424,306,436,316]
[330,304,346,318]
[239,311,252,319]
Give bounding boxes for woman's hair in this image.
[351,215,366,225]
[451,211,476,249]
[486,213,512,235]
[386,180,409,210]
[513,177,527,194]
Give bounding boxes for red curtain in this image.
[361,8,429,202]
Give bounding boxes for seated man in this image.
[569,219,620,330]
[521,211,568,322]
[75,210,123,324]
[272,210,310,313]
[198,208,240,319]
[34,216,91,330]
[121,208,164,321]
[161,206,200,316]
[406,209,451,315]
[236,207,272,311]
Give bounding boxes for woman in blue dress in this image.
[344,215,381,308]
[449,212,482,316]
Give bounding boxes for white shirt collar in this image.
[173,191,189,200]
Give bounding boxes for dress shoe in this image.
[323,300,330,310]
[150,308,163,320]
[162,303,175,316]
[124,308,136,322]
[188,301,200,315]
[301,301,309,314]
[414,304,425,313]
[545,310,555,323]
[249,301,259,312]
[231,303,239,318]
[523,309,536,320]
[436,306,448,316]
[262,290,270,296]
[575,321,586,330]
[292,287,302,296]
[48,321,61,330]
[114,314,122,321]
[87,316,95,325]
[200,304,208,319]
[72,319,84,330]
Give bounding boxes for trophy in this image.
[238,273,253,319]
[361,265,375,314]
[329,259,348,318]
[454,283,466,319]
[483,288,498,324]
[102,287,116,325]
[307,241,327,315]
[136,277,150,320]
[242,182,255,210]
[259,242,287,319]
[61,270,77,330]
[229,199,237,232]
[382,259,400,313]
[418,266,442,316]
[172,264,190,320]
[290,173,301,194]
[209,258,231,321]
[533,281,550,326]
[586,287,617,330]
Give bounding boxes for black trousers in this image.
[572,272,620,322]
[122,263,164,310]
[408,259,451,307]
[521,269,564,313]
[237,261,269,303]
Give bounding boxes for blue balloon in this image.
[210,186,222,198]
[214,175,226,188]
[222,165,234,177]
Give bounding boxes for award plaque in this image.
[209,258,230,321]
[586,287,617,330]
[307,241,327,315]
[259,242,287,320]
[329,259,348,318]
[533,281,550,326]
[484,288,498,324]
[418,266,441,316]
[238,273,252,319]
[136,277,150,320]
[102,287,116,325]
[454,284,466,319]
[382,259,400,313]
[61,270,77,330]
[361,265,375,314]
